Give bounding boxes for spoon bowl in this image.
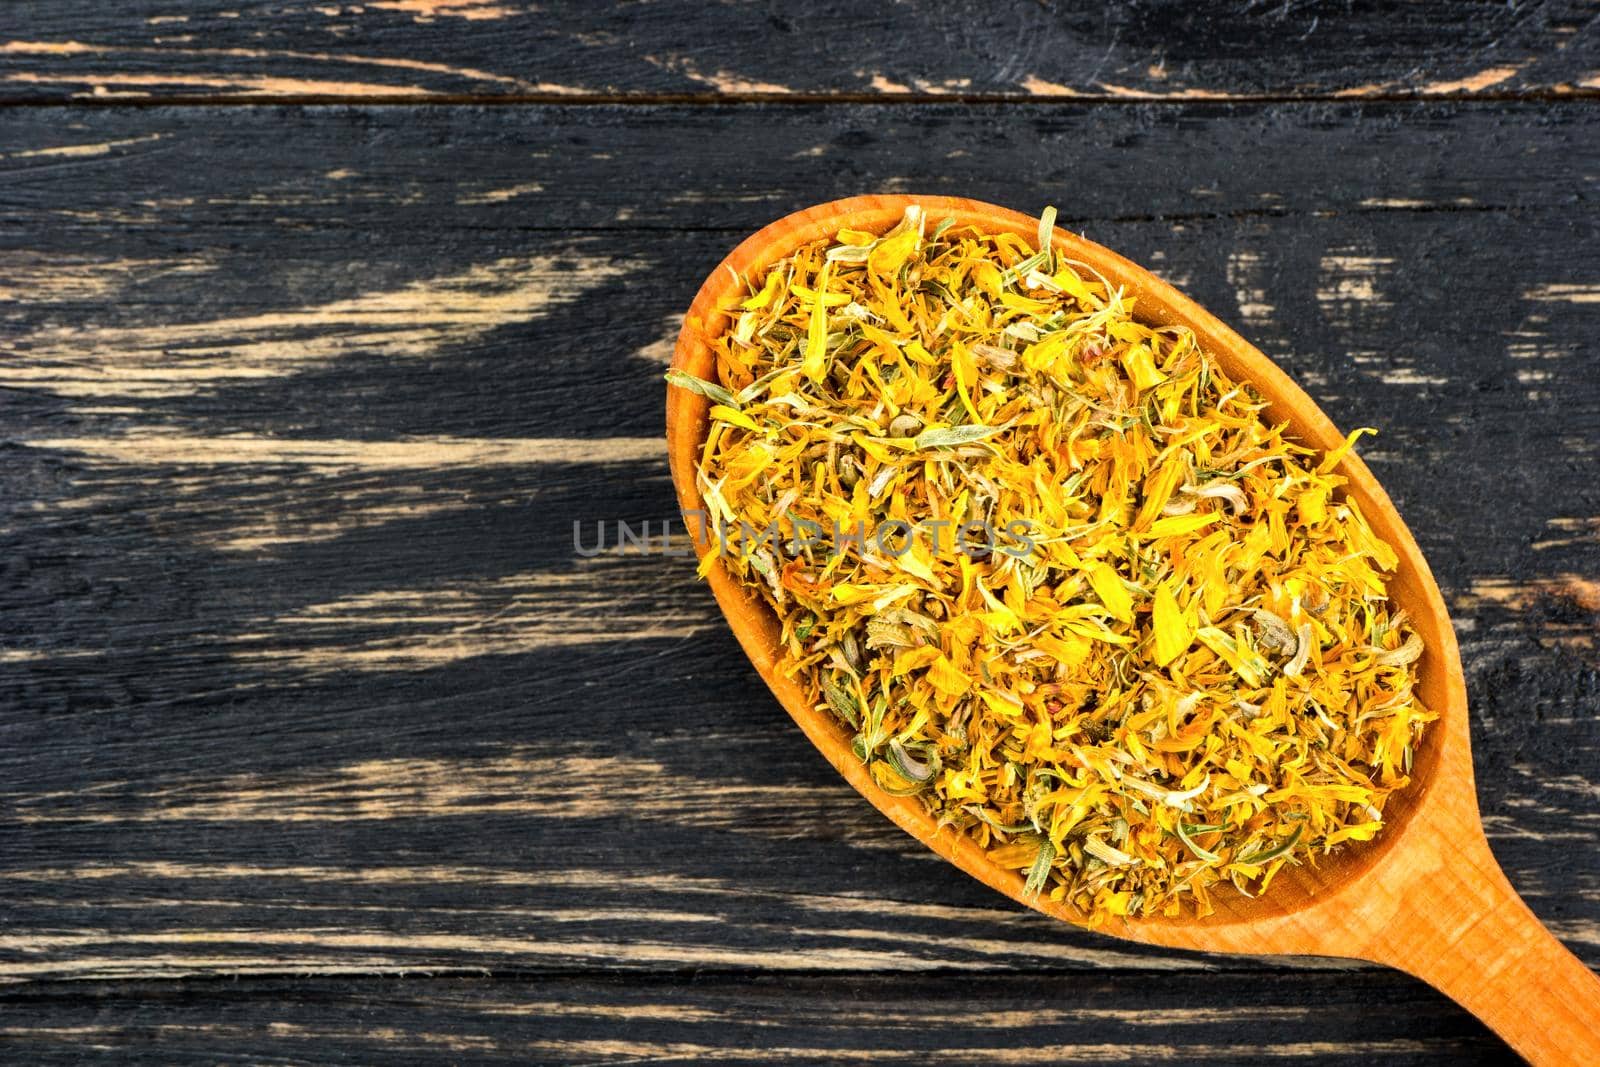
[666,195,1598,1064]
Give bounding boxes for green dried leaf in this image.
[913,425,1002,450]
[665,368,739,409]
[1023,837,1056,897]
[1235,825,1304,867]
[998,250,1049,289]
[822,675,860,729]
[1036,205,1058,270]
[886,739,940,785]
[1176,821,1222,864]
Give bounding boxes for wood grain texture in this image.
[2,101,1598,1062]
[0,974,1510,1065]
[1,1,1598,103]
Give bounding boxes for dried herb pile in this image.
[670,206,1433,922]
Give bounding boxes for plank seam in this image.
[0,963,1382,992]
[0,90,1597,109]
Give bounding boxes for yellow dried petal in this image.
[978,689,1025,719]
[1133,458,1186,531]
[1151,580,1192,667]
[1085,562,1134,624]
[741,268,784,310]
[709,405,760,432]
[801,263,832,382]
[868,228,919,278]
[1035,634,1091,671]
[1120,344,1167,392]
[892,645,941,677]
[925,654,970,697]
[1325,822,1382,846]
[1145,512,1221,539]
[951,340,983,423]
[1318,426,1376,474]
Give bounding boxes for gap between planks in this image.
[3,89,1600,110]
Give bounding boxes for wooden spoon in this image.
[666,194,1600,1064]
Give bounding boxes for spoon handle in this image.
[1370,845,1600,1065]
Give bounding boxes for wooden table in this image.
[3,4,1597,1063]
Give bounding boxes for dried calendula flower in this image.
[670,206,1434,924]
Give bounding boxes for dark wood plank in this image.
[1,1,1597,103]
[0,973,1511,1065]
[0,102,1597,1061]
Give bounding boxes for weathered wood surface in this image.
[3,1,1599,103]
[1,98,1597,1061]
[0,974,1511,1064]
